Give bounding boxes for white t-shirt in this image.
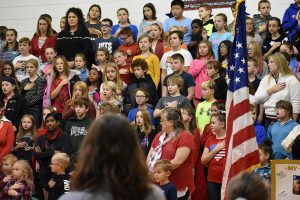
[160,48,193,75]
[12,54,39,82]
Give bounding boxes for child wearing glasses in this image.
[46,153,70,200]
[118,27,138,65]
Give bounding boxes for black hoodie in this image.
[64,115,92,155]
[46,173,70,200]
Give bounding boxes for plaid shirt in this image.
[253,162,271,182]
[0,179,32,200]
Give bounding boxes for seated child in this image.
[46,153,70,200]
[153,159,177,200]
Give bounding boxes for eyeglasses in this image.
[101,24,111,28]
[120,36,129,41]
[135,95,146,98]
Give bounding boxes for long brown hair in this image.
[71,114,151,200]
[35,15,54,37]
[53,55,69,78]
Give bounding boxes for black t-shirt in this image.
[163,72,195,97]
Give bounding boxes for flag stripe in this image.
[231,137,259,165]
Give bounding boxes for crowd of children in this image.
[1,0,300,199]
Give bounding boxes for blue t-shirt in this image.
[160,182,177,200]
[110,24,138,45]
[208,32,233,59]
[127,106,156,125]
[163,17,192,45]
[93,36,120,54]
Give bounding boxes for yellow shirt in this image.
[133,54,160,88]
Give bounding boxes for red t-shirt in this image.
[152,130,195,192]
[118,43,138,64]
[205,136,226,183]
[50,78,70,113]
[0,122,15,162]
[119,64,132,85]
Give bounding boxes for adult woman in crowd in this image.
[60,113,165,200]
[85,4,102,38]
[254,52,300,126]
[30,15,57,63]
[0,76,27,132]
[56,7,93,68]
[0,105,14,162]
[34,112,69,199]
[147,107,195,200]
[19,59,45,127]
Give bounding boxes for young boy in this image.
[250,104,267,145]
[74,53,89,82]
[127,88,156,125]
[118,27,138,65]
[227,2,237,33]
[253,0,272,40]
[267,100,298,159]
[0,154,17,189]
[196,80,216,133]
[252,138,272,185]
[124,58,157,112]
[12,37,39,82]
[154,74,191,118]
[198,5,216,36]
[163,0,192,45]
[153,159,177,200]
[64,98,92,155]
[162,53,195,101]
[47,153,70,200]
[248,58,261,93]
[93,18,120,54]
[114,49,133,85]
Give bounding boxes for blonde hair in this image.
[134,109,152,135]
[154,159,172,172]
[167,74,184,90]
[3,154,18,164]
[268,53,295,83]
[16,114,36,141]
[202,80,216,90]
[102,81,117,98]
[70,81,89,106]
[248,41,264,74]
[103,62,123,92]
[14,160,34,189]
[26,59,39,69]
[52,153,70,170]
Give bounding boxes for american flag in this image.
[221,0,260,199]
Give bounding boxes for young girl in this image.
[1,61,18,82]
[46,56,80,114]
[280,42,300,75]
[188,41,214,106]
[263,17,289,60]
[218,40,232,71]
[188,19,204,59]
[111,8,138,44]
[0,160,34,199]
[160,30,193,80]
[149,23,164,60]
[13,115,36,166]
[180,106,208,200]
[201,112,226,200]
[0,29,19,63]
[205,60,227,102]
[60,17,66,31]
[86,68,102,107]
[134,109,156,155]
[62,81,96,121]
[74,53,89,82]
[101,62,126,99]
[93,47,111,73]
[85,4,102,38]
[138,3,162,36]
[0,154,18,190]
[248,41,269,79]
[39,47,57,76]
[133,34,160,88]
[246,17,263,46]
[206,13,233,60]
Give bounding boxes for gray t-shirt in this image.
[59,184,166,200]
[155,95,191,110]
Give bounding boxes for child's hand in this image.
[10,182,23,190]
[214,140,226,152]
[61,78,69,86]
[258,23,266,33]
[166,101,178,109]
[48,179,56,188]
[35,161,40,172]
[15,61,25,70]
[35,146,42,153]
[8,189,18,196]
[24,82,34,91]
[166,56,171,64]
[188,41,196,47]
[3,175,12,183]
[119,68,129,74]
[15,142,25,150]
[178,26,188,34]
[25,146,34,152]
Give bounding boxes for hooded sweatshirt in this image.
[267,119,298,159]
[64,115,92,155]
[282,3,300,41]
